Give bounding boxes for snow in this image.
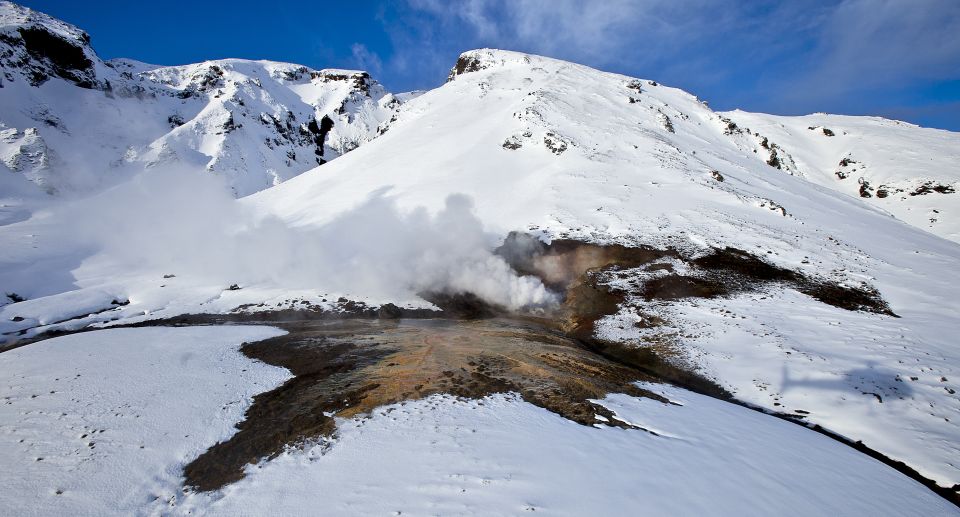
[598,285,960,486]
[192,389,955,515]
[0,0,407,198]
[187,389,957,515]
[0,326,290,516]
[0,327,953,515]
[0,1,90,47]
[721,110,960,242]
[1,5,959,504]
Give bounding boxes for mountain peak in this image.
[0,1,88,42]
[0,0,100,88]
[446,49,538,82]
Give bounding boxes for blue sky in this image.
[21,0,960,130]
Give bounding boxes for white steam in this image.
[64,167,556,310]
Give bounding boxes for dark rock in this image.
[721,117,740,135]
[309,115,335,157]
[766,148,781,169]
[312,70,372,94]
[377,303,403,319]
[16,27,95,88]
[910,182,956,196]
[543,133,567,155]
[221,112,238,133]
[447,55,485,81]
[502,137,522,150]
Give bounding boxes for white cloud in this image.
[350,43,383,76]
[382,0,806,86]
[377,0,959,126]
[400,0,705,66]
[793,0,960,98]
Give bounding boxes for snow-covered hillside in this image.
[2,3,960,510]
[722,111,960,242]
[0,1,406,197]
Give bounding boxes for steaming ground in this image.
[0,167,556,338]
[2,8,960,513]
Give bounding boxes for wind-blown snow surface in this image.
[189,389,956,516]
[0,328,953,516]
[0,1,406,198]
[0,326,290,516]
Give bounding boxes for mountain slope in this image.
[0,1,405,197]
[721,110,960,242]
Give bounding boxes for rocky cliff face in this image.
[0,2,101,89]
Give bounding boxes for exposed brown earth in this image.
[183,318,673,491]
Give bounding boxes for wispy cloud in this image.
[371,0,960,129]
[390,0,718,74]
[782,0,960,107]
[350,43,383,76]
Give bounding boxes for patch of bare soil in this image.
[183,318,669,491]
[498,233,895,317]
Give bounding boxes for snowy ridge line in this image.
[0,1,410,197]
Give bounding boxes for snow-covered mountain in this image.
[2,1,956,241]
[0,1,408,197]
[243,49,960,488]
[2,4,960,513]
[722,110,960,242]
